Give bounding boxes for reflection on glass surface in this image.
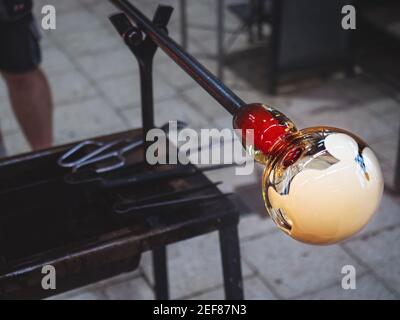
[234,103,383,245]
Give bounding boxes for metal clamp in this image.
[109,6,173,140]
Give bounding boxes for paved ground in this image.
[0,0,399,300]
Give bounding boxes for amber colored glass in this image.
[233,104,384,245]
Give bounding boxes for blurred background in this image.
[0,0,399,299]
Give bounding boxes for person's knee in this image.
[1,68,42,92]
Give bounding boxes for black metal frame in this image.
[179,0,270,81]
[267,0,356,94]
[152,225,243,300]
[109,7,173,149]
[108,2,244,300]
[110,0,245,116]
[178,0,226,80]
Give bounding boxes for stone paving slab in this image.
[48,9,104,36]
[0,82,6,99]
[365,96,400,119]
[155,61,198,91]
[370,134,398,166]
[97,73,177,110]
[190,276,277,300]
[363,97,400,140]
[300,273,397,300]
[47,285,106,300]
[355,193,400,237]
[238,214,277,241]
[119,96,211,130]
[343,226,400,296]
[0,98,19,135]
[76,48,140,81]
[2,131,30,156]
[47,269,141,300]
[55,27,124,60]
[103,276,155,300]
[286,76,385,107]
[66,292,106,300]
[293,103,395,145]
[47,70,98,106]
[53,97,128,144]
[34,0,84,15]
[188,27,250,58]
[202,165,260,194]
[379,158,397,188]
[41,46,77,78]
[241,231,366,299]
[180,86,236,125]
[140,231,253,300]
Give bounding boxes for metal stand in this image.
[219,225,244,300]
[109,6,173,150]
[108,5,244,300]
[110,8,173,300]
[178,0,225,80]
[110,0,244,115]
[153,246,169,299]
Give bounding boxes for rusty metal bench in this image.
[0,129,243,299]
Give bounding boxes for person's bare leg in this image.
[2,68,53,150]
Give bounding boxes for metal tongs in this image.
[57,138,143,173]
[57,121,187,174]
[64,163,235,189]
[113,181,230,215]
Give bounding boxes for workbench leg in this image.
[153,246,169,300]
[219,225,244,300]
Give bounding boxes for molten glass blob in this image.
[233,103,383,245]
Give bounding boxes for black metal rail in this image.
[110,0,245,115]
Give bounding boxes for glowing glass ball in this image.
[233,103,383,245]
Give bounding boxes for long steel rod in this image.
[110,0,245,115]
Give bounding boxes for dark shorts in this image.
[0,14,41,74]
